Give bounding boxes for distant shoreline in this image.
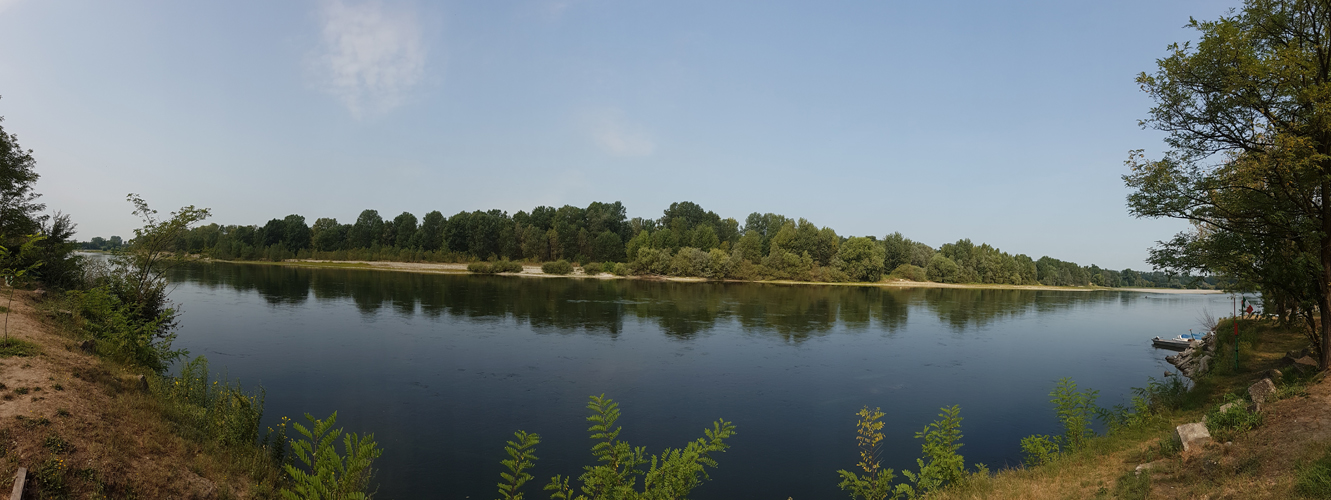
[203,258,1224,293]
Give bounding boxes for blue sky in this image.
[0,0,1240,269]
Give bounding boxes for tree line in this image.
[86,200,1215,289]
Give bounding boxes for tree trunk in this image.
[1323,180,1331,370]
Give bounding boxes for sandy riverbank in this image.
[211,258,1224,293]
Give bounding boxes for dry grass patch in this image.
[0,289,282,498]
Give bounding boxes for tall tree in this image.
[350,210,384,249]
[283,214,311,250]
[311,217,343,251]
[392,212,418,248]
[1125,1,1331,367]
[0,108,45,238]
[415,210,445,251]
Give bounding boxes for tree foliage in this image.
[1126,0,1331,367]
[281,411,382,500]
[490,395,735,500]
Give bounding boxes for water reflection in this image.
[172,263,1141,340]
[165,261,1211,500]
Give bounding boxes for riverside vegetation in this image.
[89,202,1218,289]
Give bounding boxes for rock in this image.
[123,374,148,393]
[1176,423,1212,452]
[1196,355,1212,376]
[1218,401,1242,415]
[1293,356,1319,371]
[78,339,95,354]
[180,469,217,500]
[1266,368,1284,381]
[1248,378,1277,409]
[1134,461,1163,475]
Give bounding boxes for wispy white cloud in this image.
[589,109,656,157]
[312,0,426,118]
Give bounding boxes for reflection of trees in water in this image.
[169,264,1130,341]
[918,288,1138,332]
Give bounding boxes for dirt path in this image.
[0,291,236,498]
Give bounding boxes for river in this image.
[164,262,1232,499]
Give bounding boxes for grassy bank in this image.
[0,289,285,498]
[930,317,1326,499]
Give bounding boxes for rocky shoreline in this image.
[1167,328,1321,379]
[1166,331,1217,379]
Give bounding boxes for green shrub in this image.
[43,434,74,454]
[497,431,540,500]
[1204,394,1263,441]
[282,411,382,500]
[902,405,967,496]
[888,264,927,282]
[1020,434,1059,467]
[542,260,573,275]
[611,263,629,276]
[72,285,180,372]
[582,262,603,275]
[496,395,735,500]
[493,260,524,273]
[469,260,523,274]
[836,407,907,500]
[32,454,68,496]
[158,356,263,449]
[1050,378,1098,451]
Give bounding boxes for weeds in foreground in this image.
[158,356,263,448]
[1019,435,1060,467]
[1101,467,1150,500]
[494,395,736,500]
[497,431,541,500]
[837,405,973,499]
[1204,394,1263,442]
[836,407,905,500]
[1296,447,1331,498]
[1051,378,1098,452]
[1023,375,1188,468]
[281,411,382,500]
[903,405,968,496]
[0,336,39,357]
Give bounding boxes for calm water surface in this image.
[165,263,1232,499]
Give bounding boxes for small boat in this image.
[1152,336,1194,351]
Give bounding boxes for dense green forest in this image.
[85,201,1216,288]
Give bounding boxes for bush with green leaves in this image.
[542,260,574,275]
[469,260,524,274]
[888,264,927,282]
[836,405,970,499]
[1204,394,1263,441]
[836,407,907,500]
[495,394,735,500]
[582,262,603,275]
[497,431,541,500]
[901,405,967,496]
[282,411,382,500]
[158,356,264,448]
[1050,378,1098,451]
[64,196,210,372]
[70,284,179,372]
[1019,434,1059,467]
